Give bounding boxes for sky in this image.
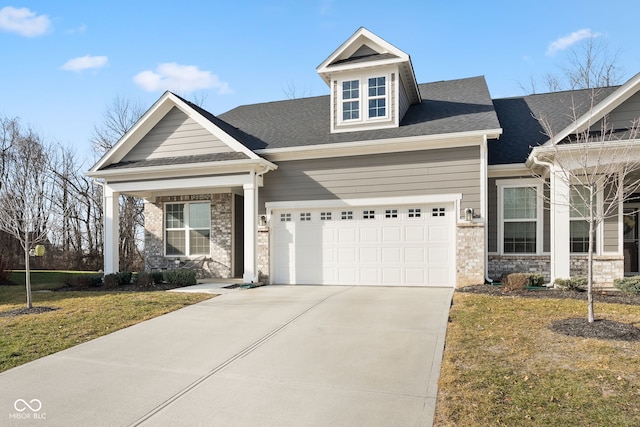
[2,0,640,164]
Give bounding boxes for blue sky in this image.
[2,1,639,162]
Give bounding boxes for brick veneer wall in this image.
[257,226,270,283]
[456,222,485,286]
[488,254,623,287]
[144,193,234,278]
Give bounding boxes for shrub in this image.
[152,271,164,284]
[61,273,103,288]
[528,274,545,287]
[502,273,530,291]
[163,269,197,287]
[103,273,119,289]
[614,276,640,295]
[115,272,132,286]
[554,277,587,291]
[133,272,155,288]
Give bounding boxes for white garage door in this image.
[271,203,455,286]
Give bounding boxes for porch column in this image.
[243,172,258,282]
[551,166,571,281]
[104,185,120,274]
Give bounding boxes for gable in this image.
[121,106,234,162]
[591,90,640,132]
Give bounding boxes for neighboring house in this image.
[87,27,640,288]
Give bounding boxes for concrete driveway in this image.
[1,285,453,427]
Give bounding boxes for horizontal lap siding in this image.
[261,146,481,216]
[591,92,640,131]
[123,107,232,161]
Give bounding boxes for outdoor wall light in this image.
[464,207,474,222]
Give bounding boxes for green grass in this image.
[0,271,214,373]
[434,293,640,426]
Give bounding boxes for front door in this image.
[624,208,639,274]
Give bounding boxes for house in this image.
[87,28,640,288]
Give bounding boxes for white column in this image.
[243,172,258,283]
[104,185,120,274]
[551,166,571,281]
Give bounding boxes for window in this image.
[501,186,539,253]
[570,186,595,253]
[338,75,389,125]
[363,210,375,219]
[431,208,445,217]
[342,80,359,120]
[408,208,422,218]
[165,202,210,256]
[280,213,291,222]
[368,77,386,118]
[385,209,398,219]
[300,212,311,221]
[341,211,353,220]
[320,212,332,221]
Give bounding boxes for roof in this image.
[101,152,249,170]
[218,76,501,150]
[489,86,619,165]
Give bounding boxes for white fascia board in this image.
[265,194,462,216]
[86,158,276,181]
[545,72,640,146]
[528,139,640,169]
[169,95,260,160]
[107,174,256,193]
[90,91,176,172]
[488,163,531,178]
[89,92,260,173]
[256,129,503,161]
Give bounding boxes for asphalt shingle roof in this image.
[490,86,619,164]
[217,76,501,151]
[102,152,249,170]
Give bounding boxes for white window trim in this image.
[337,73,391,127]
[164,201,211,257]
[497,179,544,255]
[569,184,602,255]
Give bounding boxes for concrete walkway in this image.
[1,285,453,427]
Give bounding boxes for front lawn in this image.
[0,271,214,373]
[434,291,640,426]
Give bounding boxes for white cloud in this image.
[61,55,109,72]
[0,6,51,37]
[67,23,87,34]
[133,63,233,94]
[546,28,602,56]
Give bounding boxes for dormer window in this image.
[342,80,360,120]
[368,77,386,118]
[338,74,389,127]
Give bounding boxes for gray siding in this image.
[260,146,481,216]
[591,91,640,131]
[603,192,619,252]
[398,74,410,121]
[123,107,233,162]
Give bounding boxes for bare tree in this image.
[0,121,57,308]
[92,96,146,271]
[533,92,640,322]
[521,37,623,94]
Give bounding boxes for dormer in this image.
[317,27,421,133]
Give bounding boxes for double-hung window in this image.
[500,184,541,254]
[165,202,211,256]
[342,80,360,121]
[570,186,595,253]
[368,77,386,118]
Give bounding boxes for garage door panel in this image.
[272,203,455,286]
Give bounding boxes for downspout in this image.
[481,136,491,283]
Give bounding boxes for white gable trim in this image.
[89,92,260,173]
[543,72,640,147]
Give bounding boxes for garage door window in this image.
[165,202,210,256]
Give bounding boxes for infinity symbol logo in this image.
[14,399,42,412]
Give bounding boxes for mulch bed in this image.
[0,306,59,318]
[458,284,640,342]
[55,283,182,292]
